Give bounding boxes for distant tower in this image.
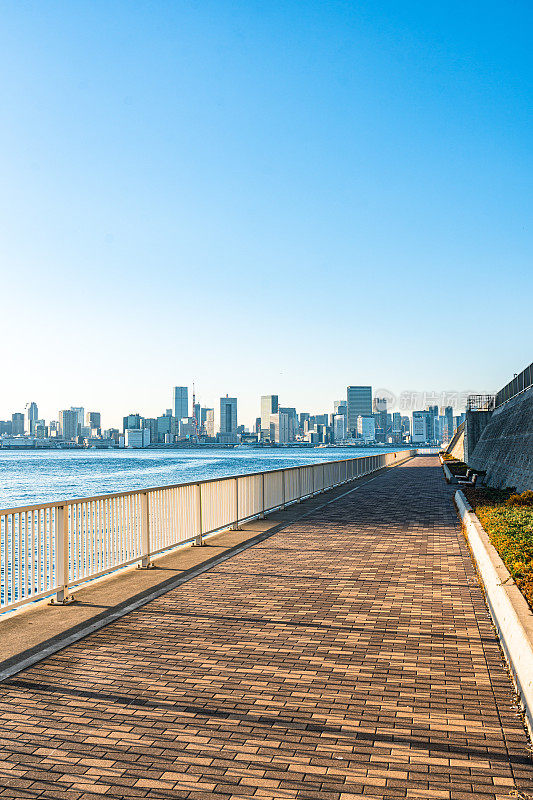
[260,395,278,437]
[26,402,38,434]
[173,386,188,420]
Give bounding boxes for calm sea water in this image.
[0,446,411,510]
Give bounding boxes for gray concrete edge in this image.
[455,489,533,741]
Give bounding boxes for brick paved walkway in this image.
[0,456,532,800]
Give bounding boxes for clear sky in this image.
[1,1,532,428]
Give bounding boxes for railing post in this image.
[138,491,155,568]
[193,483,204,545]
[260,472,265,518]
[281,470,286,510]
[231,477,239,530]
[297,466,302,502]
[322,463,326,492]
[51,504,73,605]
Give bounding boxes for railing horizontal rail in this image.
[0,450,417,614]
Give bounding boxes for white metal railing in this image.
[0,449,416,612]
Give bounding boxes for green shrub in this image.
[506,490,533,507]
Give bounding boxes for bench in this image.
[456,469,486,487]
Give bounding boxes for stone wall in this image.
[464,410,493,462]
[468,386,533,491]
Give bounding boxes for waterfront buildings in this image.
[71,407,85,430]
[261,395,278,438]
[173,387,188,421]
[220,396,237,434]
[279,407,298,441]
[347,386,372,436]
[1,382,465,449]
[219,396,238,443]
[333,414,346,442]
[412,410,432,443]
[125,428,150,448]
[123,413,142,432]
[357,415,376,442]
[204,408,215,438]
[86,411,101,431]
[270,411,289,444]
[59,409,79,441]
[11,412,24,435]
[26,402,38,434]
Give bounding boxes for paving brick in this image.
[0,458,531,798]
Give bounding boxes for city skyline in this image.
[0,378,468,449]
[1,2,531,427]
[0,380,476,435]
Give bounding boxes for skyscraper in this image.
[412,411,432,443]
[426,405,439,441]
[173,386,188,421]
[333,414,346,442]
[26,402,38,434]
[86,411,101,430]
[11,412,24,436]
[347,386,372,436]
[220,395,237,434]
[70,408,84,436]
[269,411,289,444]
[59,409,79,441]
[261,395,278,436]
[204,409,215,437]
[444,406,454,440]
[373,396,388,441]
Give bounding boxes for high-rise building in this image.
[426,405,438,440]
[443,406,454,440]
[270,411,289,444]
[11,412,24,436]
[179,418,197,438]
[333,414,346,442]
[373,397,387,442]
[392,412,402,432]
[279,407,298,441]
[157,414,175,443]
[123,413,142,432]
[261,395,278,436]
[412,411,432,443]
[347,386,372,436]
[26,402,38,434]
[334,400,347,416]
[70,407,84,431]
[204,409,215,438]
[86,411,101,430]
[220,395,237,434]
[59,409,79,441]
[173,387,188,421]
[357,416,375,441]
[143,418,158,443]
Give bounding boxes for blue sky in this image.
[1,1,532,428]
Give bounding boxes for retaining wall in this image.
[469,385,533,491]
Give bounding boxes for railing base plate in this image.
[49,596,75,606]
[137,562,156,570]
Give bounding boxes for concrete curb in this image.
[442,463,455,484]
[455,489,533,740]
